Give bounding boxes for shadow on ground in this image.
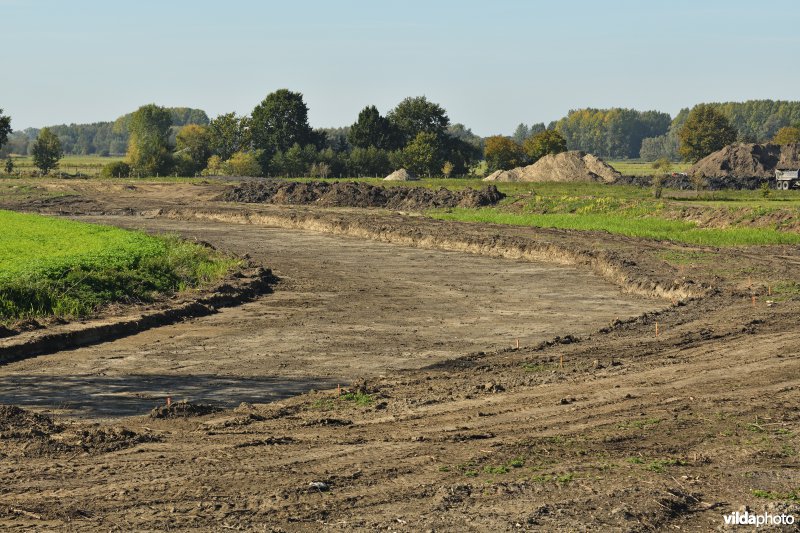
[0,374,336,418]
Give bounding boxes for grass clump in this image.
[752,488,800,503]
[340,390,374,406]
[483,465,509,475]
[0,210,237,323]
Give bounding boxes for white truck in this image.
[775,169,799,190]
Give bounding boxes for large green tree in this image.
[31,127,63,175]
[348,105,396,150]
[250,89,320,169]
[678,104,738,162]
[126,104,174,176]
[396,132,443,176]
[484,135,524,171]
[0,109,11,151]
[208,112,250,161]
[772,126,800,145]
[523,130,567,163]
[347,146,391,177]
[175,124,212,175]
[387,96,450,146]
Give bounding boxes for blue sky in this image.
[2,0,799,135]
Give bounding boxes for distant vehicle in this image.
[775,169,799,190]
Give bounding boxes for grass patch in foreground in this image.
[0,210,237,323]
[428,208,800,246]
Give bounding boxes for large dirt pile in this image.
[689,143,800,182]
[384,168,418,181]
[690,143,780,179]
[221,180,505,210]
[483,151,620,183]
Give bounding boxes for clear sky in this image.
[2,0,799,136]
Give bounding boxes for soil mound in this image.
[483,151,620,183]
[690,143,780,179]
[0,405,60,438]
[384,168,419,181]
[615,173,765,190]
[70,426,160,453]
[689,143,800,182]
[221,180,505,210]
[149,401,223,419]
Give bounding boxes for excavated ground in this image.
[0,179,798,532]
[220,180,505,209]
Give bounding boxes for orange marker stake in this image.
[515,338,520,350]
[655,322,659,338]
[752,295,756,307]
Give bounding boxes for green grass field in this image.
[4,155,124,177]
[279,176,800,245]
[0,210,237,323]
[607,160,692,176]
[429,208,800,246]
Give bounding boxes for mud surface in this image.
[0,180,798,531]
[221,179,505,209]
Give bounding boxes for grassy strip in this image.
[607,160,692,176]
[4,155,125,177]
[0,210,237,322]
[429,208,800,246]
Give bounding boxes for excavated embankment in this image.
[219,180,505,209]
[0,265,276,364]
[150,206,710,303]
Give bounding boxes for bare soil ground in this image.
[0,216,652,419]
[0,179,798,532]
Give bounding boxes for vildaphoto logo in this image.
[722,510,795,527]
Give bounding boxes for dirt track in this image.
[0,180,798,532]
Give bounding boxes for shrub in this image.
[225,151,262,177]
[101,161,131,178]
[652,174,665,199]
[202,155,224,176]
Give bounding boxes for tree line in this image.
[100,91,484,179]
[640,100,800,161]
[3,97,800,177]
[0,108,209,158]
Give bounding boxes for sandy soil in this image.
[0,179,798,532]
[0,216,654,418]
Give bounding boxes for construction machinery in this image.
[775,169,799,190]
